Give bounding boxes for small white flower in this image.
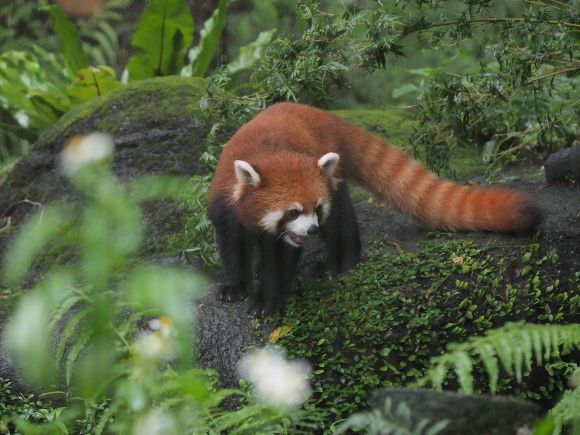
[238,347,312,409]
[132,410,175,435]
[60,132,114,176]
[136,317,175,360]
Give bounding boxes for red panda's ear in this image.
[234,160,261,187]
[318,152,340,178]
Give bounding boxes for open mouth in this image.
[287,231,307,245]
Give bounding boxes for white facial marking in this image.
[260,210,284,233]
[287,214,318,237]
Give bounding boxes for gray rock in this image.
[372,388,544,435]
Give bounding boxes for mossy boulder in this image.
[0,76,238,261]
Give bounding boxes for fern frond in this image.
[54,308,89,370]
[64,327,92,386]
[549,387,580,434]
[415,323,580,393]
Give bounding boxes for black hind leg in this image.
[247,234,302,317]
[208,196,255,302]
[320,183,362,276]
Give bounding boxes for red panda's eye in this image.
[289,209,300,217]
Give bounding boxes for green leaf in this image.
[3,206,70,285]
[227,28,277,75]
[3,292,56,387]
[392,83,418,99]
[28,89,70,123]
[43,5,89,79]
[183,0,232,77]
[126,0,194,82]
[0,51,58,131]
[65,66,123,108]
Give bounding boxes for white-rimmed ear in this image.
[234,160,261,187]
[318,152,340,178]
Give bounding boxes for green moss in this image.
[49,76,210,140]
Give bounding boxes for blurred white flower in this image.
[132,410,175,435]
[60,132,114,176]
[136,317,175,360]
[238,347,312,409]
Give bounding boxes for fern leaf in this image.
[64,327,92,386]
[494,336,515,377]
[531,328,544,366]
[548,387,580,434]
[518,328,534,373]
[477,343,499,393]
[416,323,580,394]
[48,291,86,331]
[55,308,88,369]
[453,351,474,393]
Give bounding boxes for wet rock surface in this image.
[372,388,544,435]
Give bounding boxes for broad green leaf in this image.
[29,89,70,123]
[226,28,277,75]
[126,0,194,82]
[183,0,232,77]
[44,5,89,79]
[65,66,123,108]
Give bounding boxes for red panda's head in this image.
[231,152,340,247]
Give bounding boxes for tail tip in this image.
[514,198,545,233]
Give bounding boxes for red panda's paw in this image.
[215,284,248,303]
[246,297,285,317]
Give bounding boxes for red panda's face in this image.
[231,152,340,247]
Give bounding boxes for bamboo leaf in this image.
[126,0,194,82]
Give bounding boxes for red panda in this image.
[208,103,544,316]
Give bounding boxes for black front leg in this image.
[247,235,302,317]
[208,196,255,302]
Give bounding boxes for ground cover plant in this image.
[262,232,580,432]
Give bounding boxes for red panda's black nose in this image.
[307,225,319,235]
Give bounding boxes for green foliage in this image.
[415,323,580,394]
[264,234,578,429]
[0,144,312,433]
[0,378,64,434]
[182,0,231,78]
[1,0,270,167]
[334,398,448,435]
[43,5,89,78]
[547,386,580,434]
[125,0,194,81]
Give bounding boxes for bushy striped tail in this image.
[349,134,544,233]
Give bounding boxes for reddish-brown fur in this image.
[209,103,544,233]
